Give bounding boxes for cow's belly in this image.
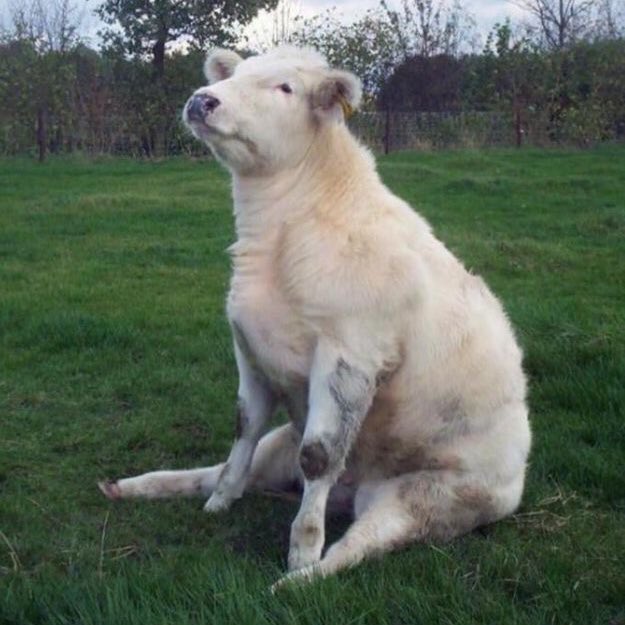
[227,282,314,390]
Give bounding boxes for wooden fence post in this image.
[384,107,391,154]
[37,106,47,163]
[515,104,523,148]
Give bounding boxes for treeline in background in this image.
[1,0,624,159]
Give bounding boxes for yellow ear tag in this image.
[338,95,354,120]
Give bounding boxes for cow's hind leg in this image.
[99,465,223,500]
[99,423,302,501]
[275,469,512,588]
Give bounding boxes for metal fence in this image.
[4,108,621,158]
[349,111,538,153]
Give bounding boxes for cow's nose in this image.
[186,93,220,121]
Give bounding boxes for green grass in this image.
[1,147,624,624]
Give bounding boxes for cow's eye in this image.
[279,83,292,94]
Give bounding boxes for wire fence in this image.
[4,108,623,159]
[349,109,625,152]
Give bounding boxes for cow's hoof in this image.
[98,480,121,500]
[288,543,322,572]
[270,564,319,593]
[203,493,231,514]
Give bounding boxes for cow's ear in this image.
[204,49,243,84]
[311,69,362,121]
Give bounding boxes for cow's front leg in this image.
[204,341,276,513]
[288,339,376,571]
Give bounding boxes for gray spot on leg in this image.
[431,396,470,444]
[300,441,329,480]
[439,396,465,423]
[234,397,248,439]
[329,359,372,423]
[327,357,374,459]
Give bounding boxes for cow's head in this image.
[183,46,362,176]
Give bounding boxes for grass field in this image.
[1,147,624,625]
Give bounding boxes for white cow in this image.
[99,46,531,587]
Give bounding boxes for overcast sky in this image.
[0,0,527,48]
[243,0,526,50]
[294,0,523,24]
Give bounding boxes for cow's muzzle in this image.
[186,93,220,122]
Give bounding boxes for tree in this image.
[379,54,466,112]
[380,0,478,59]
[292,8,401,99]
[593,0,625,39]
[245,0,303,51]
[1,0,82,160]
[96,0,279,80]
[7,0,82,52]
[512,0,595,50]
[553,38,625,143]
[479,22,545,146]
[96,0,279,156]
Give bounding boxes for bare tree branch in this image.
[512,0,595,49]
[7,0,82,51]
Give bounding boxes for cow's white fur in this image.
[99,46,531,587]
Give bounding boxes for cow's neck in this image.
[230,124,374,245]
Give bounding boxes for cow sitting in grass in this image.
[99,46,531,588]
